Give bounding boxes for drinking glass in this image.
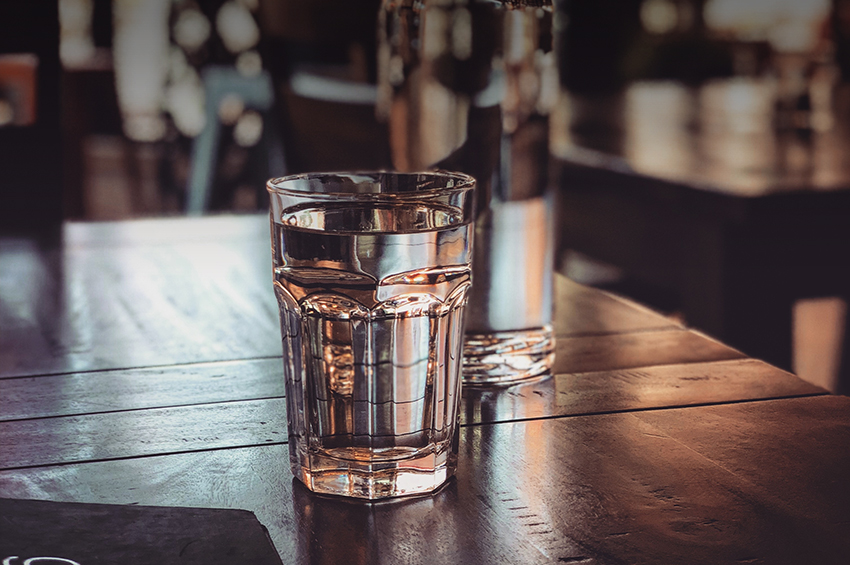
[377,0,557,384]
[267,171,475,499]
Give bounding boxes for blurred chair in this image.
[273,65,390,174]
[257,0,392,175]
[185,65,285,215]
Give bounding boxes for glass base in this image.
[292,440,456,500]
[462,326,554,386]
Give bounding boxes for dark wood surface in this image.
[0,215,278,377]
[552,79,850,390]
[1,213,848,564]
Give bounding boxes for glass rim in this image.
[266,170,476,199]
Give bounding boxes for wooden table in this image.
[552,78,850,392]
[1,213,849,563]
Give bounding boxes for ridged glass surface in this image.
[271,200,472,499]
[463,326,554,385]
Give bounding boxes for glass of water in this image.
[377,0,557,385]
[267,171,475,499]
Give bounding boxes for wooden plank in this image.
[3,354,815,426]
[451,398,850,564]
[0,399,287,469]
[553,328,745,374]
[553,275,680,337]
[6,348,800,428]
[3,396,848,564]
[0,217,282,378]
[634,395,850,541]
[1,358,822,469]
[460,358,825,425]
[0,358,285,421]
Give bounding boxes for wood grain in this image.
[553,275,680,337]
[2,347,811,427]
[3,356,822,469]
[3,395,848,564]
[0,399,287,469]
[634,395,850,542]
[0,358,285,421]
[461,358,825,424]
[0,215,281,378]
[553,328,745,374]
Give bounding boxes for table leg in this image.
[837,295,850,395]
[722,269,796,374]
[680,262,795,374]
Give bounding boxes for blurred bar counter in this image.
[551,77,850,393]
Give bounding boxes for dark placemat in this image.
[0,498,282,564]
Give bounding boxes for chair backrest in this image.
[185,66,282,215]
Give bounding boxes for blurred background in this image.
[0,0,847,391]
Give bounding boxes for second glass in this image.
[378,0,557,385]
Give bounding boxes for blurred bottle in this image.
[377,0,557,385]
